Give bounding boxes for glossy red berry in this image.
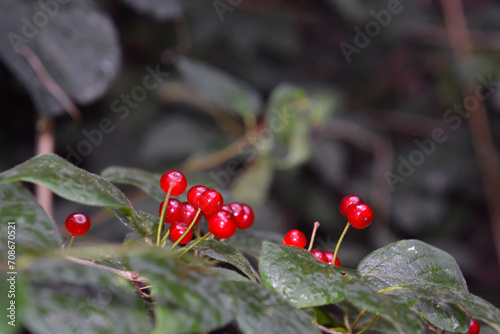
[323,251,341,267]
[208,209,237,239]
[310,249,327,263]
[346,203,374,229]
[282,229,307,248]
[159,198,183,223]
[160,170,187,196]
[339,195,363,217]
[469,318,480,334]
[229,202,254,229]
[181,202,201,225]
[187,185,208,209]
[65,212,91,236]
[169,222,193,244]
[198,189,223,216]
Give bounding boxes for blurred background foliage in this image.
[1,0,500,307]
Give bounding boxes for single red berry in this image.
[323,251,341,266]
[187,185,208,209]
[346,203,374,229]
[169,222,193,244]
[310,249,327,263]
[339,195,363,217]
[159,198,183,223]
[181,202,201,225]
[469,318,480,334]
[160,170,187,196]
[208,209,237,239]
[198,189,223,216]
[65,212,91,236]
[282,229,307,248]
[229,202,254,229]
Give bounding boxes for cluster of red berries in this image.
[159,170,254,245]
[282,195,374,266]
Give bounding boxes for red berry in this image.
[323,251,341,266]
[339,195,363,217]
[160,170,187,196]
[229,202,254,229]
[208,209,237,239]
[346,203,374,229]
[310,249,327,263]
[282,230,307,248]
[187,185,208,209]
[159,198,182,223]
[169,222,193,244]
[181,202,201,225]
[220,204,233,213]
[198,189,223,216]
[469,318,480,334]
[65,212,91,236]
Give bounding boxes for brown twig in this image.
[440,0,500,268]
[34,118,55,217]
[316,324,344,334]
[18,44,80,120]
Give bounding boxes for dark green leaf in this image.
[101,166,164,202]
[0,183,61,255]
[0,154,141,232]
[259,241,346,308]
[230,281,321,334]
[358,239,470,332]
[21,257,152,334]
[177,57,263,116]
[231,155,274,205]
[129,251,235,334]
[190,238,259,282]
[0,0,120,117]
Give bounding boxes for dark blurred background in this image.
[1,0,500,307]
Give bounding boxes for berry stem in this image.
[177,231,212,257]
[169,208,201,251]
[307,221,320,251]
[65,235,75,253]
[332,222,350,266]
[357,315,379,334]
[350,309,366,331]
[156,185,173,246]
[160,229,171,245]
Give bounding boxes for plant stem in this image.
[357,315,379,334]
[332,222,350,266]
[307,221,320,251]
[169,208,201,251]
[156,186,173,246]
[351,309,366,331]
[378,286,409,294]
[65,235,75,254]
[177,232,212,257]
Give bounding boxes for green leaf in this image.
[21,257,152,334]
[177,56,262,116]
[265,85,334,169]
[0,154,141,232]
[190,238,259,282]
[0,183,61,256]
[259,242,423,333]
[0,0,120,117]
[230,281,321,334]
[129,251,235,334]
[358,239,470,332]
[259,241,347,308]
[101,166,164,202]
